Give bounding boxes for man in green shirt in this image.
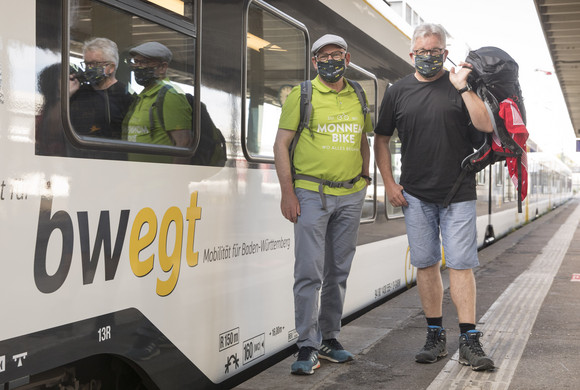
[273,34,372,375]
[123,41,192,163]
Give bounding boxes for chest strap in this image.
[294,174,362,210]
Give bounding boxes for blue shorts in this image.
[402,191,479,270]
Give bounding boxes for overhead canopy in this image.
[534,0,580,138]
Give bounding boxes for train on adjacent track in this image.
[0,0,572,388]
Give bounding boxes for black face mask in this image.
[414,53,444,78]
[133,66,157,86]
[316,59,346,83]
[84,66,109,86]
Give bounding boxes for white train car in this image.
[0,0,572,389]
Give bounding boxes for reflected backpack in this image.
[444,47,529,213]
[151,84,227,167]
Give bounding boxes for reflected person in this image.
[70,37,133,139]
[37,63,67,156]
[123,42,192,163]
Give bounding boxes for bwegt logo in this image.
[34,183,202,296]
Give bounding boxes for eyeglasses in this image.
[316,50,346,62]
[413,48,445,56]
[126,58,160,67]
[81,61,112,69]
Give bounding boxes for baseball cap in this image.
[129,42,172,62]
[311,34,348,55]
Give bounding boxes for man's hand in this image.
[280,191,300,223]
[449,61,473,91]
[386,181,408,207]
[69,74,80,95]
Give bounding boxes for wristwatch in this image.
[457,84,472,94]
[361,175,372,183]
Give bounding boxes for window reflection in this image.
[35,0,226,165]
[245,3,307,160]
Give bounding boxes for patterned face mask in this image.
[83,66,109,86]
[133,66,157,86]
[316,59,346,83]
[414,53,444,78]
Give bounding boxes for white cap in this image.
[311,34,348,55]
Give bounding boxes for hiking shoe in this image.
[458,330,495,371]
[291,346,320,375]
[318,338,354,363]
[415,326,448,363]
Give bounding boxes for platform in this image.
[235,197,580,390]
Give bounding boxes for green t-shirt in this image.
[278,76,373,195]
[123,79,192,162]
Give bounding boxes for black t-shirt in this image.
[375,72,477,204]
[70,81,134,139]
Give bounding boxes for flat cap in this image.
[311,34,348,55]
[129,42,172,62]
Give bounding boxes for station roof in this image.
[534,0,580,138]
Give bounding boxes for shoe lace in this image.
[422,329,440,350]
[467,333,486,356]
[423,336,437,350]
[296,346,316,361]
[324,338,344,350]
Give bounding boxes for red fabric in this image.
[491,98,529,201]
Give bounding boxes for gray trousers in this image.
[293,187,366,349]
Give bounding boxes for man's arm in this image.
[374,134,408,207]
[169,129,193,148]
[169,129,193,163]
[449,63,493,133]
[273,128,300,223]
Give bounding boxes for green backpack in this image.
[151,84,227,167]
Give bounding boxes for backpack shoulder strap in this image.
[149,83,173,132]
[298,80,313,135]
[346,79,370,123]
[289,81,313,175]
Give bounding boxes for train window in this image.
[345,63,379,222]
[504,168,514,201]
[138,0,195,20]
[476,169,486,186]
[60,0,200,164]
[385,132,404,219]
[494,163,503,187]
[244,0,308,161]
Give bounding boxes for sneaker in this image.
[318,338,354,363]
[291,346,320,375]
[415,326,448,363]
[458,330,495,371]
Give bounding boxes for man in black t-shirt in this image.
[70,37,133,140]
[374,23,496,371]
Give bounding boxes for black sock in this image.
[459,323,476,334]
[426,317,443,328]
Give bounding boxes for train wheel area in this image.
[236,197,580,390]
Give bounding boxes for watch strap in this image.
[457,84,472,94]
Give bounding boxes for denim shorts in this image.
[402,191,479,270]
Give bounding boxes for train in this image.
[0,0,573,389]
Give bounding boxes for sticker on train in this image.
[242,333,265,365]
[219,328,240,352]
